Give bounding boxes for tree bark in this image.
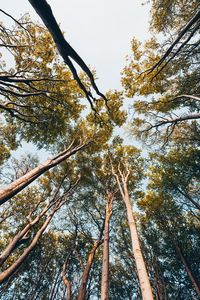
[123,188,154,300]
[0,182,70,267]
[112,167,154,300]
[175,243,200,298]
[28,0,107,108]
[78,240,103,300]
[101,193,113,300]
[62,255,71,300]
[0,197,64,284]
[0,141,87,205]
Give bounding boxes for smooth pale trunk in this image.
[123,188,154,300]
[0,142,85,205]
[101,203,111,300]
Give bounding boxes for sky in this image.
[1,0,150,90]
[0,0,151,159]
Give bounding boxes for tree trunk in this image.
[0,198,62,284]
[78,241,102,300]
[28,0,106,105]
[123,187,154,300]
[112,166,153,300]
[101,194,113,300]
[0,141,86,205]
[62,255,71,300]
[0,188,67,266]
[175,243,200,297]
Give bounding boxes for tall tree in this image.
[111,142,154,300]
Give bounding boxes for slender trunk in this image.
[0,141,86,205]
[175,243,200,297]
[0,199,61,284]
[62,256,71,300]
[51,278,62,300]
[123,188,153,300]
[0,190,65,266]
[101,195,113,300]
[112,166,153,300]
[154,266,163,300]
[78,241,102,300]
[0,211,13,225]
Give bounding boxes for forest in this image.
[0,0,199,299]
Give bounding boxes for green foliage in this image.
[122,1,200,146]
[0,2,200,299]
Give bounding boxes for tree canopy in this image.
[0,1,199,299]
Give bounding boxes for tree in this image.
[1,1,200,299]
[147,146,200,212]
[0,14,86,148]
[0,165,80,284]
[110,142,154,300]
[100,191,114,300]
[122,2,200,146]
[139,191,200,299]
[0,139,88,205]
[28,0,108,112]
